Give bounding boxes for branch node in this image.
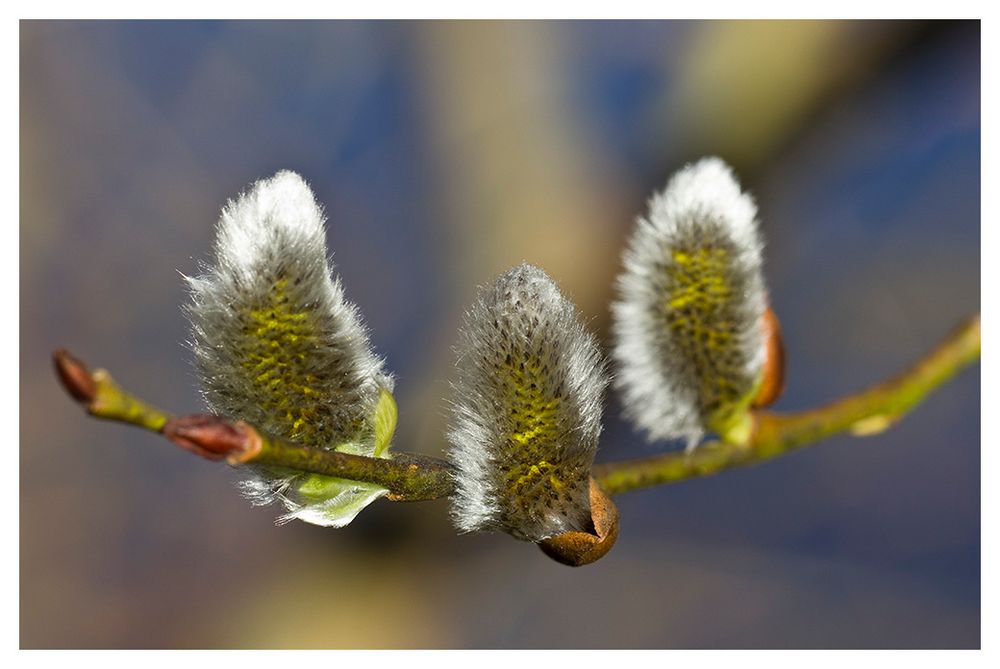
[162,415,261,463]
[849,414,895,437]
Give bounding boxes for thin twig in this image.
[54,313,979,501]
[53,350,455,501]
[592,314,981,495]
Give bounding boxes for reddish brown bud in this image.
[163,415,262,464]
[53,349,98,405]
[752,307,786,408]
[539,478,620,567]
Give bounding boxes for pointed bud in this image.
[53,349,97,405]
[447,264,610,543]
[163,414,262,464]
[612,157,769,446]
[185,171,393,526]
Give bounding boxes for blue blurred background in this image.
[20,20,980,648]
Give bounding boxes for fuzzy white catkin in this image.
[611,157,767,447]
[185,170,393,525]
[447,264,608,542]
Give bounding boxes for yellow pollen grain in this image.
[663,244,745,414]
[238,277,326,442]
[510,460,554,492]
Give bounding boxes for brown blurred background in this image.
[21,20,980,648]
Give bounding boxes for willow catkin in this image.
[447,264,608,542]
[612,157,768,447]
[185,170,393,525]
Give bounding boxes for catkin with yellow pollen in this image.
[447,264,608,542]
[612,157,769,447]
[185,171,394,526]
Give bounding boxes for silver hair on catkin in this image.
[446,264,608,542]
[612,157,768,447]
[185,170,394,526]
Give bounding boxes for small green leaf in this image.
[281,474,388,528]
[277,386,398,527]
[706,371,761,447]
[711,409,754,446]
[373,386,398,457]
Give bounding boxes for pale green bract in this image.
[277,387,398,527]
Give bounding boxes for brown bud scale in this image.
[163,414,260,463]
[538,479,620,567]
[752,307,785,408]
[53,349,97,405]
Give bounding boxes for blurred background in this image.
[20,20,980,648]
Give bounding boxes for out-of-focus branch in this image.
[54,313,979,502]
[592,314,981,495]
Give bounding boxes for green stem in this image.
[54,313,980,502]
[592,314,980,495]
[53,350,454,501]
[89,369,171,432]
[252,435,454,501]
